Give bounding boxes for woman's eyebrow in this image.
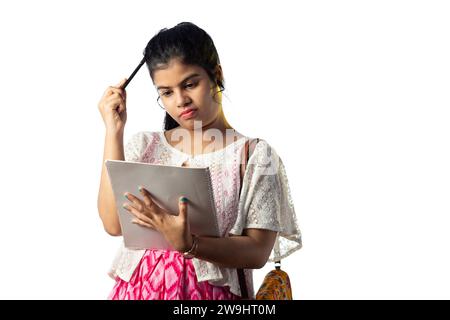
[156,73,201,90]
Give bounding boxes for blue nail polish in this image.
[180,197,188,203]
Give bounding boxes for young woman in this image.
[97,22,302,300]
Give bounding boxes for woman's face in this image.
[152,58,221,130]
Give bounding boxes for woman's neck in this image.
[165,113,242,155]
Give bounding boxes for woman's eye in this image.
[185,82,197,89]
[162,91,172,97]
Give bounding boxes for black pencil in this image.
[122,56,146,89]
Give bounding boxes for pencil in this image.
[121,55,146,89]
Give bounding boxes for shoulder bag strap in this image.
[237,137,259,299]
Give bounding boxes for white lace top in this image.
[108,131,302,298]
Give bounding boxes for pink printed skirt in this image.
[108,249,241,300]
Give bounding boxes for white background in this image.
[0,0,449,299]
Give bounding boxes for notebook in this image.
[104,160,220,250]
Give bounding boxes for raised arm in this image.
[97,78,128,236]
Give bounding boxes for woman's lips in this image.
[180,109,198,120]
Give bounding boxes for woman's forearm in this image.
[193,231,276,269]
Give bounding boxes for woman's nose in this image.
[175,90,192,108]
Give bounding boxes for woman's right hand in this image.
[98,78,128,134]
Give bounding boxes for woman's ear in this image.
[215,64,223,84]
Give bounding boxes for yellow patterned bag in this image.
[255,262,293,300]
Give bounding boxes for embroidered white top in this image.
[108,131,302,298]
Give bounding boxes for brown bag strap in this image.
[238,138,259,195]
[237,138,259,299]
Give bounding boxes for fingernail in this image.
[138,186,143,192]
[180,197,188,203]
[122,203,128,209]
[124,193,129,199]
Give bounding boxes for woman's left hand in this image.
[122,186,193,252]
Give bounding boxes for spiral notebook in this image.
[104,160,220,250]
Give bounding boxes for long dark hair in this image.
[143,22,225,131]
